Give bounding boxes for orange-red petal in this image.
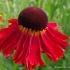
[0,15,2,22]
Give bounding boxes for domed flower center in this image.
[18,7,48,31]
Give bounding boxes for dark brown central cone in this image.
[18,7,48,31]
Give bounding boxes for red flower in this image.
[0,15,2,22]
[0,15,3,22]
[0,7,69,70]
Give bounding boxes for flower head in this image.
[0,15,3,26]
[0,15,2,22]
[18,7,48,31]
[0,7,69,70]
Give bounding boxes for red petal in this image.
[46,28,68,49]
[48,22,59,29]
[13,30,29,61]
[13,31,31,65]
[45,31,64,59]
[48,28,68,40]
[40,32,59,62]
[0,19,19,49]
[26,33,45,68]
[8,18,18,25]
[1,31,20,58]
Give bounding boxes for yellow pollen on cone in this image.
[18,25,41,36]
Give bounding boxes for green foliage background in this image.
[0,0,70,70]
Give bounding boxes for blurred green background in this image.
[0,0,70,70]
